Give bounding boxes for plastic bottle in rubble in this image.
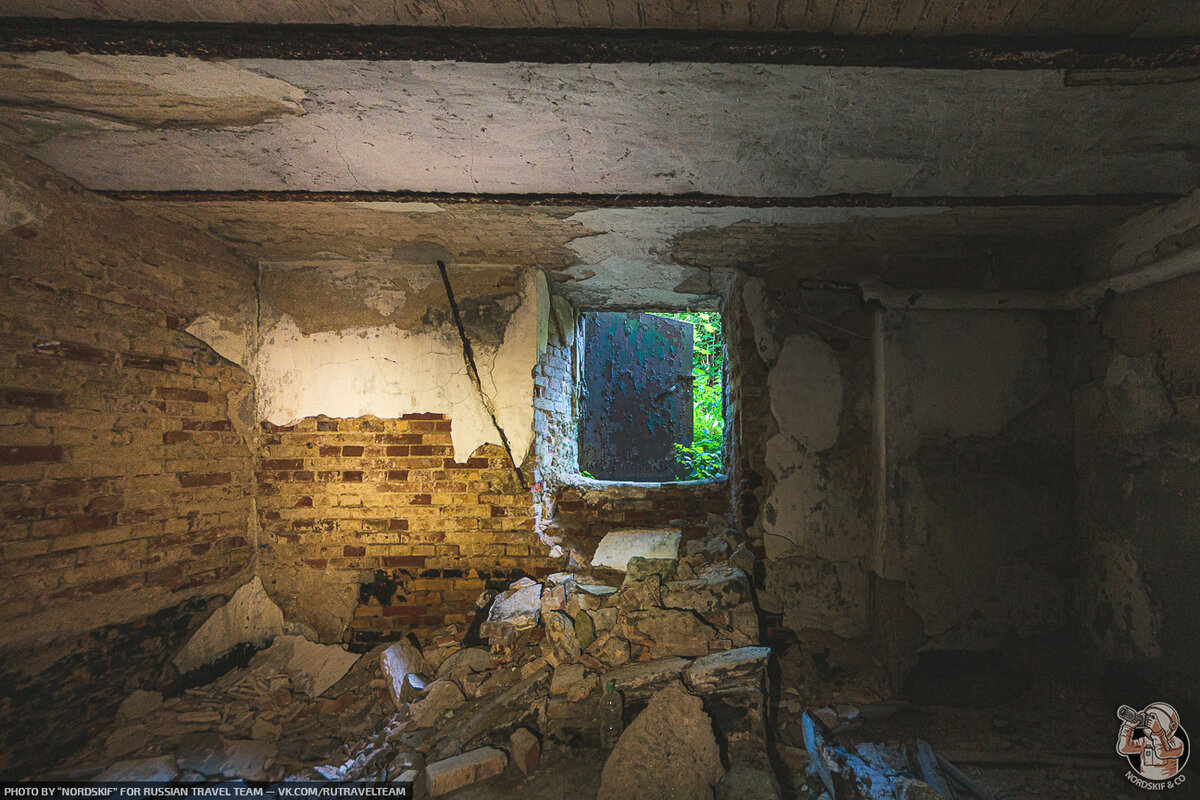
[599,679,624,752]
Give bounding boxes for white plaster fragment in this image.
[186,309,257,371]
[172,576,286,675]
[591,529,682,571]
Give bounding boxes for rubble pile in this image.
[60,516,780,798]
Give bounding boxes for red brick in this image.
[177,472,231,487]
[383,556,426,568]
[342,471,363,482]
[1,445,63,464]
[2,389,63,409]
[388,518,409,531]
[295,496,313,508]
[33,340,110,363]
[124,353,181,371]
[163,431,192,444]
[386,469,409,481]
[344,545,366,557]
[342,445,364,456]
[410,494,431,505]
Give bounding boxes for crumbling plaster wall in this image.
[1075,274,1200,709]
[742,274,1078,677]
[233,257,558,643]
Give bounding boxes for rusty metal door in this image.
[579,312,693,481]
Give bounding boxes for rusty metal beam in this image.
[2,18,1200,69]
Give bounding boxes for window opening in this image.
[577,310,725,482]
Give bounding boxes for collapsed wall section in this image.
[0,150,259,776]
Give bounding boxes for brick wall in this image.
[0,150,258,775]
[550,479,730,555]
[255,415,558,648]
[725,277,773,548]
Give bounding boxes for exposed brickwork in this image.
[256,415,558,645]
[0,151,257,775]
[725,279,773,549]
[0,596,219,780]
[550,479,730,552]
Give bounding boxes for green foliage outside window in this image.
[651,311,725,480]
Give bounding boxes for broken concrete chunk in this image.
[94,755,180,782]
[592,529,682,572]
[683,647,770,693]
[616,576,663,612]
[550,663,586,695]
[426,746,507,796]
[598,681,723,800]
[508,728,540,776]
[409,679,466,728]
[435,647,492,680]
[116,689,163,721]
[623,556,677,585]
[623,608,718,658]
[172,576,286,675]
[544,610,581,663]
[574,609,596,651]
[592,607,618,633]
[380,638,431,709]
[486,582,542,629]
[661,566,750,613]
[250,634,359,698]
[586,631,632,668]
[550,663,598,700]
[578,583,618,596]
[603,657,689,695]
[729,545,756,576]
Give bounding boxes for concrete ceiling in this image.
[3,54,1198,197]
[1,10,1197,304]
[2,0,1197,37]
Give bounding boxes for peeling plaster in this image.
[254,268,545,462]
[20,61,1200,196]
[185,307,257,372]
[0,53,306,132]
[760,333,848,559]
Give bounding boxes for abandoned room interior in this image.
[1,2,1199,798]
